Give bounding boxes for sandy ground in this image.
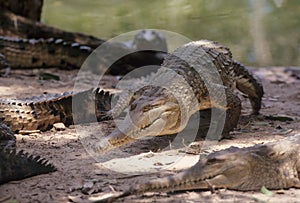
[0,67,299,203]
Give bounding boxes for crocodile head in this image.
[126,138,300,194]
[93,135,300,202]
[94,86,183,152]
[120,147,252,194]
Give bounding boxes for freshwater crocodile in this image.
[0,88,112,132]
[0,123,56,184]
[97,134,300,202]
[93,40,264,153]
[0,30,167,76]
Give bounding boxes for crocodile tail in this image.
[0,36,92,70]
[94,88,113,120]
[0,93,74,131]
[0,149,56,184]
[47,88,113,124]
[71,88,113,124]
[231,60,264,114]
[0,88,113,131]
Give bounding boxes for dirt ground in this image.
[0,66,299,203]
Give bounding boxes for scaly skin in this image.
[0,123,56,184]
[0,31,167,76]
[0,36,92,73]
[93,40,264,153]
[97,134,300,202]
[0,88,112,132]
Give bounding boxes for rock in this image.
[53,123,66,131]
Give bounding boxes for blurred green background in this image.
[43,0,299,66]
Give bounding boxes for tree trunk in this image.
[0,1,104,48]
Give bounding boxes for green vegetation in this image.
[43,0,300,66]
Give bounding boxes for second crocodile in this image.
[0,30,168,76]
[96,134,300,202]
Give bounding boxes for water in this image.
[43,0,300,66]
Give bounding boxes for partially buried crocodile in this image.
[0,123,56,184]
[95,134,300,202]
[92,40,264,153]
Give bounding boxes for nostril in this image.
[130,103,137,111]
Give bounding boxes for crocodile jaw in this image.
[180,152,251,190]
[118,151,250,196]
[94,93,181,152]
[129,137,300,194]
[126,151,254,194]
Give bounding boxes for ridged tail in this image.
[0,88,113,132]
[0,149,56,184]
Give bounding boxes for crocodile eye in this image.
[206,157,223,165]
[207,158,217,164]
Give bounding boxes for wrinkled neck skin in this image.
[95,69,201,152]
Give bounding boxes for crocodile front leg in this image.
[210,88,241,139]
[230,61,264,115]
